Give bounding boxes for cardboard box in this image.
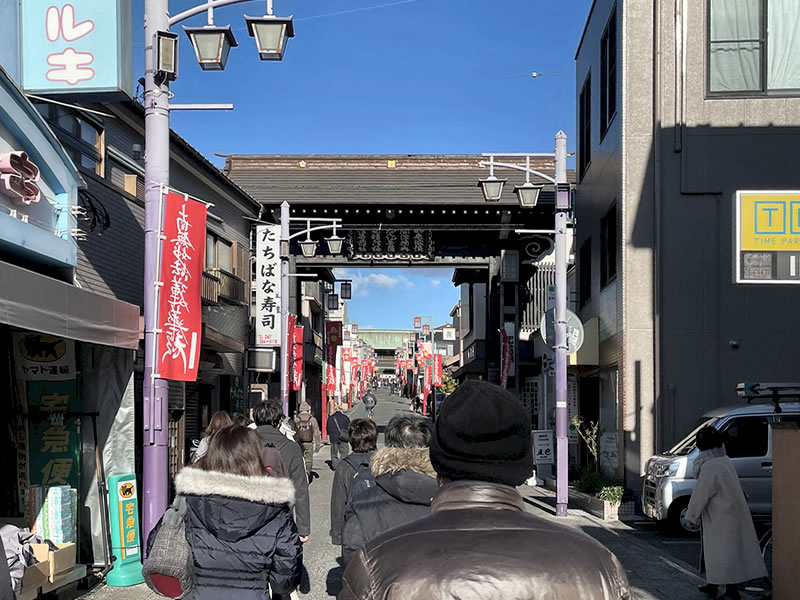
[30,542,76,582]
[19,558,49,597]
[41,564,87,594]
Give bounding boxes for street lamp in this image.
[325,235,345,255]
[340,280,352,300]
[299,237,318,258]
[183,25,238,70]
[478,133,571,517]
[478,175,506,202]
[245,14,294,61]
[327,293,339,311]
[142,0,296,547]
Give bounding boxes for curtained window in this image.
[710,0,800,93]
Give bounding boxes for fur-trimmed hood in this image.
[176,468,295,543]
[176,467,295,506]
[371,447,437,478]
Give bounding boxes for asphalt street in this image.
[77,388,768,600]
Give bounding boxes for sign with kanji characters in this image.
[157,193,206,381]
[433,354,443,387]
[736,191,800,283]
[20,0,133,97]
[442,326,456,341]
[106,474,144,586]
[414,317,422,329]
[13,333,75,381]
[13,334,80,490]
[256,225,282,346]
[292,324,304,392]
[533,430,554,464]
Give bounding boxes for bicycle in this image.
[365,406,375,420]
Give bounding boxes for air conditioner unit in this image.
[248,347,277,372]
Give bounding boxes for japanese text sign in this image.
[433,354,443,387]
[292,324,304,392]
[256,225,282,345]
[21,0,133,97]
[157,193,206,381]
[414,316,422,329]
[532,431,554,464]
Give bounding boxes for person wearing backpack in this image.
[330,419,378,551]
[341,415,437,566]
[294,402,321,482]
[173,424,301,600]
[254,399,311,543]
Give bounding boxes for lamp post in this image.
[278,200,344,416]
[142,0,294,544]
[478,131,570,516]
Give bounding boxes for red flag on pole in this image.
[292,325,304,391]
[433,354,443,387]
[157,192,207,381]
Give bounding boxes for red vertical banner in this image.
[286,314,296,386]
[424,364,432,395]
[433,354,443,387]
[325,322,342,392]
[157,193,207,381]
[292,325,304,391]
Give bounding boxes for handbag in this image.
[333,415,349,442]
[142,496,194,598]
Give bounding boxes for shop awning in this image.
[0,260,140,349]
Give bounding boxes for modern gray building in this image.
[575,0,800,490]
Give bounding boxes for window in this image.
[205,233,233,272]
[36,104,105,175]
[579,239,592,305]
[600,8,617,135]
[709,0,800,94]
[722,416,769,457]
[600,205,617,288]
[579,74,591,178]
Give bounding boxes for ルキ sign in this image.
[157,193,206,381]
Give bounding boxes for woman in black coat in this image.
[175,425,302,600]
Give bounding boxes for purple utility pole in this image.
[142,0,171,547]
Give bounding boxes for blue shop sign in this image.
[20,0,132,98]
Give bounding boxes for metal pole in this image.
[554,130,569,517]
[142,0,171,546]
[280,201,290,416]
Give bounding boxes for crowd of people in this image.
[153,379,789,598]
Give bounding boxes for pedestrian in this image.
[294,402,322,482]
[685,427,767,600]
[330,419,378,551]
[174,424,301,600]
[326,403,351,470]
[361,392,376,420]
[193,410,232,462]
[253,399,311,543]
[341,415,436,565]
[339,380,631,600]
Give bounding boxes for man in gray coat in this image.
[254,399,311,542]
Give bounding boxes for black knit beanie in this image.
[430,380,533,486]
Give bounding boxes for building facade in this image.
[575,0,800,489]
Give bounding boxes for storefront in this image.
[0,68,140,581]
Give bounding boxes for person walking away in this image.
[193,411,232,462]
[340,380,631,600]
[330,419,378,551]
[326,404,351,470]
[254,399,311,543]
[279,416,298,442]
[685,427,767,600]
[342,415,436,565]
[294,402,321,482]
[174,424,301,600]
[362,392,377,420]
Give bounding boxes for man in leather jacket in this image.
[339,380,632,600]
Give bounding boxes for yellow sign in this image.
[739,191,800,251]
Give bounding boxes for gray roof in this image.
[225,154,574,207]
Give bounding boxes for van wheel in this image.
[667,498,698,537]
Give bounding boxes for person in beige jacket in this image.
[686,427,767,600]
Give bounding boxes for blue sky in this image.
[333,267,457,329]
[131,0,593,329]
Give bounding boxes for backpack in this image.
[260,437,289,478]
[143,496,193,598]
[344,456,376,504]
[296,414,314,443]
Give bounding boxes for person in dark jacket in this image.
[254,399,311,541]
[339,380,632,600]
[341,415,436,565]
[330,419,378,548]
[326,403,351,470]
[176,424,301,600]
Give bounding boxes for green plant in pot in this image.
[597,485,625,506]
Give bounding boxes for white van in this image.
[641,401,800,534]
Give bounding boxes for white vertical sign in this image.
[256,225,281,346]
[503,322,516,373]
